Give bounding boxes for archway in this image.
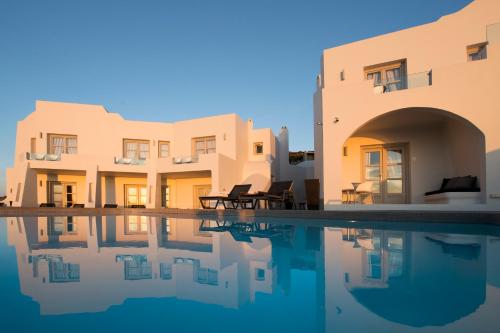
[341,107,486,204]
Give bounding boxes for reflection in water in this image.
[3,217,500,332]
[340,228,486,327]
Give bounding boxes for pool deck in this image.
[1,206,500,225]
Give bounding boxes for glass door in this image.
[193,185,211,209]
[125,185,147,207]
[65,184,76,207]
[51,183,64,207]
[384,148,405,203]
[362,144,408,204]
[363,149,382,202]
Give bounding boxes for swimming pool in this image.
[0,215,499,333]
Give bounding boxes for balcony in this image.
[171,155,199,164]
[26,152,61,161]
[114,157,146,165]
[372,71,432,94]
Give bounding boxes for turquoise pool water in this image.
[0,215,499,333]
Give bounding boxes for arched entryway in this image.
[341,107,486,204]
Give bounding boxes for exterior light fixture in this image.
[333,117,340,124]
[316,122,323,126]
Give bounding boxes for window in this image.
[158,141,170,158]
[365,60,406,92]
[255,268,266,281]
[467,43,487,61]
[126,216,148,234]
[125,185,147,207]
[365,236,382,279]
[160,263,172,280]
[48,134,77,155]
[49,261,80,283]
[192,136,216,155]
[123,139,149,160]
[196,267,218,285]
[161,217,171,235]
[124,256,152,280]
[254,142,264,155]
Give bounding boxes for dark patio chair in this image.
[265,181,294,209]
[129,204,146,208]
[72,204,84,208]
[199,184,252,209]
[103,203,118,208]
[40,203,56,207]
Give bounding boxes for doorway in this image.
[49,182,77,207]
[361,144,409,204]
[193,185,211,209]
[125,184,147,207]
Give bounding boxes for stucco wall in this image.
[315,0,500,207]
[5,100,283,207]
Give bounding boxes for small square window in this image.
[340,70,345,81]
[255,268,265,281]
[467,43,487,61]
[254,142,264,155]
[158,141,170,158]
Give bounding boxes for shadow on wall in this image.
[486,148,500,205]
[240,174,270,194]
[21,165,37,207]
[105,176,116,205]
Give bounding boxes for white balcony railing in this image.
[114,157,146,165]
[26,152,61,161]
[172,155,199,164]
[373,70,432,94]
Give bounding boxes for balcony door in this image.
[49,182,77,207]
[362,144,409,204]
[193,185,211,209]
[125,185,147,207]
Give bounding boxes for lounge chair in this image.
[199,184,252,209]
[72,204,84,208]
[424,176,481,204]
[240,181,294,209]
[266,181,294,209]
[304,179,320,210]
[40,203,56,207]
[104,203,118,208]
[129,204,146,208]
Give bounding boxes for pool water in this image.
[0,216,499,333]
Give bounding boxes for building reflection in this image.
[6,216,498,332]
[6,216,322,315]
[321,227,494,332]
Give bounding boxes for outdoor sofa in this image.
[424,175,481,204]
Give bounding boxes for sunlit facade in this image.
[5,101,310,208]
[314,0,500,208]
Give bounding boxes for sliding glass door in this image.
[125,185,147,207]
[49,182,77,207]
[362,144,408,204]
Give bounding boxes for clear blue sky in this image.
[0,0,472,195]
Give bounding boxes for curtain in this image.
[207,138,216,153]
[139,143,149,159]
[66,137,77,154]
[126,142,137,158]
[51,137,64,155]
[385,68,401,91]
